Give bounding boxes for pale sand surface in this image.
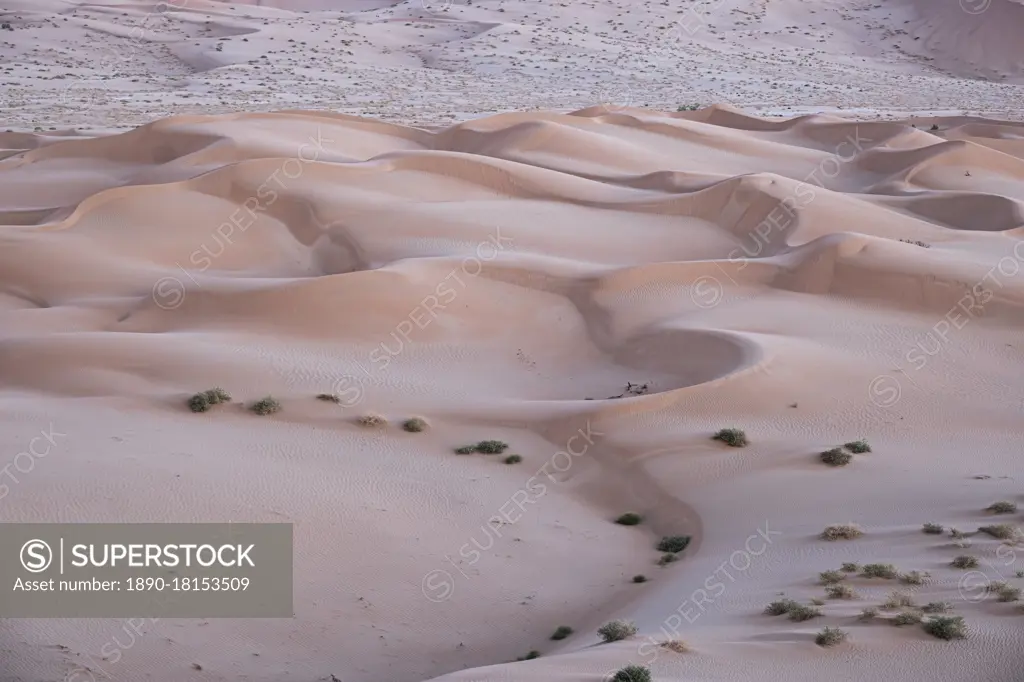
[2,105,1024,682]
[1,0,1024,132]
[3,1,1024,682]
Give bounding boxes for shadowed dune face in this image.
[2,107,1024,397]
[5,109,1024,682]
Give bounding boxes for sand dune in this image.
[3,106,1024,682]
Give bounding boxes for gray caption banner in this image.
[1,523,292,617]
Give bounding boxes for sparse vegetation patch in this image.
[923,616,967,640]
[615,512,643,526]
[821,524,863,541]
[951,555,979,569]
[402,417,428,433]
[815,626,847,647]
[611,665,651,682]
[598,620,638,643]
[250,396,281,415]
[820,448,852,467]
[712,428,748,447]
[657,536,691,553]
[550,626,573,640]
[844,439,871,453]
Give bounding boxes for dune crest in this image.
[2,108,1024,682]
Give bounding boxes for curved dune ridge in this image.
[3,108,1024,682]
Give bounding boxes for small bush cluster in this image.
[891,611,923,626]
[615,512,643,526]
[923,615,967,640]
[516,651,540,661]
[402,417,428,432]
[550,625,573,640]
[611,665,651,682]
[861,563,899,579]
[978,523,1019,540]
[598,620,638,643]
[858,607,878,620]
[632,575,648,584]
[989,582,1021,602]
[787,604,822,622]
[821,524,863,541]
[250,396,281,415]
[657,553,678,566]
[820,448,852,467]
[899,571,929,586]
[825,584,857,600]
[504,454,523,464]
[815,626,847,647]
[923,601,952,614]
[188,387,232,413]
[657,536,691,553]
[844,439,871,454]
[819,570,845,585]
[986,500,1017,514]
[316,393,341,403]
[765,599,800,616]
[922,523,944,534]
[454,439,509,455]
[951,555,979,569]
[660,640,688,653]
[712,428,748,447]
[841,562,860,573]
[357,413,387,427]
[882,591,916,610]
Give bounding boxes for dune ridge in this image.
[2,107,1024,682]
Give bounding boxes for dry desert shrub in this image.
[891,611,923,626]
[765,598,800,616]
[550,625,573,640]
[188,387,231,412]
[844,439,871,453]
[882,591,916,610]
[951,555,979,569]
[402,417,428,432]
[978,523,1019,540]
[815,626,847,647]
[611,665,651,682]
[899,570,930,586]
[922,523,944,534]
[821,524,863,541]
[860,563,898,579]
[841,562,860,573]
[712,428,748,447]
[250,396,281,415]
[923,615,967,640]
[657,536,691,553]
[820,448,852,467]
[615,512,643,526]
[357,413,387,427]
[597,620,638,643]
[825,584,857,600]
[787,604,822,622]
[923,601,952,614]
[660,639,688,653]
[819,569,845,585]
[316,393,341,403]
[986,500,1017,514]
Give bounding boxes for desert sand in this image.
[3,2,1024,682]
